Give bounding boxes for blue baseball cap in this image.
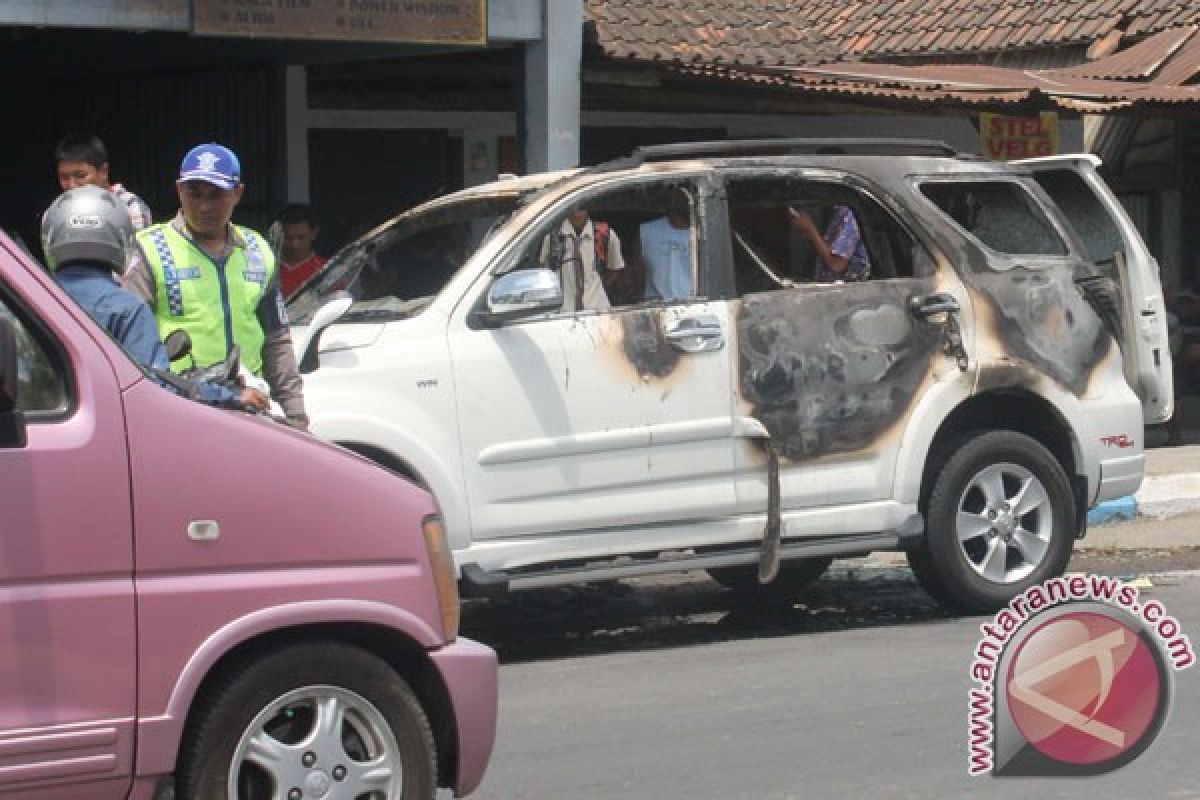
[178,143,241,190]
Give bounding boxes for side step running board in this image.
[459,532,915,598]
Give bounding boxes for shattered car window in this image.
[1030,168,1125,271]
[288,195,519,325]
[920,180,1068,258]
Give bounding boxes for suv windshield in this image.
[288,194,521,325]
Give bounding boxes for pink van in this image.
[0,231,497,799]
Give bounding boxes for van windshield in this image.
[288,194,521,325]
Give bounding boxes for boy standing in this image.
[53,132,153,232]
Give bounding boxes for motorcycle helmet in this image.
[41,185,133,272]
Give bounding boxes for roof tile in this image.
[586,1,1200,67]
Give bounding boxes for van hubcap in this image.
[228,685,401,799]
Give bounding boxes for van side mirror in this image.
[475,268,563,327]
[0,317,26,448]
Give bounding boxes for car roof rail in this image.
[520,137,970,208]
[625,138,962,164]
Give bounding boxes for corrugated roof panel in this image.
[1157,28,1200,84]
[1059,26,1196,80]
[761,57,1200,107]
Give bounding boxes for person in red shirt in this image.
[275,203,327,301]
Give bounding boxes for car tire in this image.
[908,430,1074,614]
[708,557,833,601]
[176,641,437,800]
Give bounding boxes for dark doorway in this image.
[581,126,726,167]
[307,129,460,257]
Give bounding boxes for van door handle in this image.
[666,315,724,352]
[910,293,960,318]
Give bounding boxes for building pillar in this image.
[285,65,310,202]
[522,0,582,172]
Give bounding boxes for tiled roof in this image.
[587,1,1200,66]
[586,1,839,66]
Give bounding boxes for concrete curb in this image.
[1088,471,1200,526]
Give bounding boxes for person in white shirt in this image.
[540,207,626,312]
[640,193,693,302]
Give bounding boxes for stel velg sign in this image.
[980,112,1060,160]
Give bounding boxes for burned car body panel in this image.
[966,267,1112,396]
[735,280,943,461]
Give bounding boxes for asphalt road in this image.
[457,532,1200,799]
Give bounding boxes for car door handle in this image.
[665,315,724,352]
[910,292,960,318]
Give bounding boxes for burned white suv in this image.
[289,139,1172,613]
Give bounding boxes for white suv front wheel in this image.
[908,431,1074,614]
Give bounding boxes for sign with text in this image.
[194,0,487,46]
[980,112,1059,160]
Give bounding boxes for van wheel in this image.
[709,557,833,600]
[176,642,436,800]
[908,431,1073,614]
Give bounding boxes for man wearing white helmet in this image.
[42,185,269,412]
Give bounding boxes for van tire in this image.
[176,642,436,800]
[908,430,1073,614]
[708,557,833,600]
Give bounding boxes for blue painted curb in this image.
[1088,495,1138,526]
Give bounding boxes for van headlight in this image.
[421,515,460,640]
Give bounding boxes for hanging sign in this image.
[980,112,1060,160]
[194,0,487,46]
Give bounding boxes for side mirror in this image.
[164,329,193,363]
[297,293,353,373]
[478,269,563,327]
[0,317,26,448]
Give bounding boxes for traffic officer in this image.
[126,143,308,429]
[42,185,268,412]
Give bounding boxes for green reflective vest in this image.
[136,222,275,376]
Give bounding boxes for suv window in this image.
[724,174,930,294]
[0,290,68,414]
[1030,168,1124,268]
[288,194,519,325]
[920,180,1068,257]
[509,178,701,311]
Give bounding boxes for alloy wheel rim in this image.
[228,684,401,800]
[954,461,1052,584]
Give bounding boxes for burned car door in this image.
[718,169,962,536]
[448,175,739,549]
[1019,155,1173,424]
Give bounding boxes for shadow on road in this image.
[462,547,1200,664]
[462,567,955,664]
